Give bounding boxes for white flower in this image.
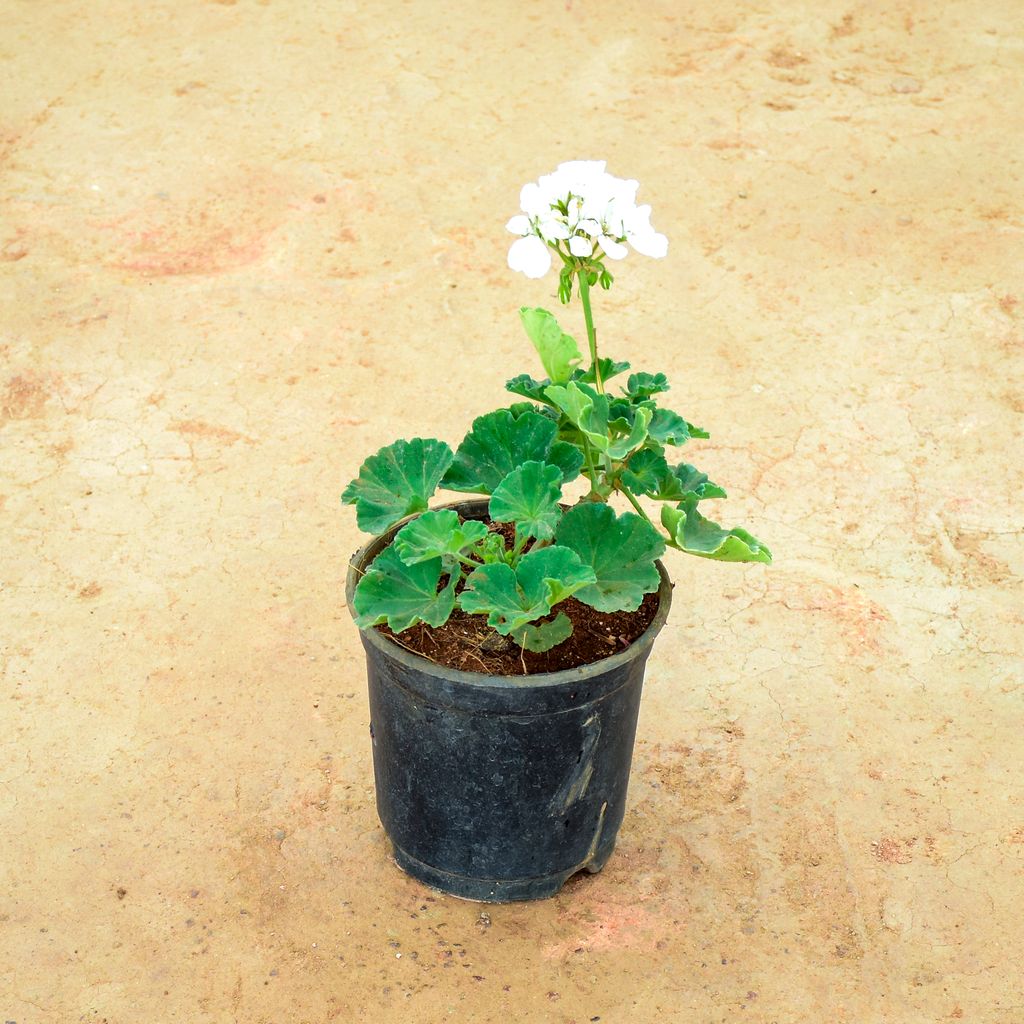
[506,161,668,278]
[598,235,628,260]
[568,234,594,258]
[507,234,551,278]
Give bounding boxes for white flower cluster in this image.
[506,160,668,279]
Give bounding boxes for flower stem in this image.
[576,269,603,395]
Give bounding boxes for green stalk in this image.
[510,529,531,562]
[619,486,680,550]
[579,435,601,495]
[575,265,616,483]
[619,484,655,525]
[576,269,603,395]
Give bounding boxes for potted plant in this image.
[342,160,771,902]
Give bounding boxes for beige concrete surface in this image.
[2,1,1023,1021]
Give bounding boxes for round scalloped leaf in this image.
[547,440,584,483]
[342,438,454,535]
[661,499,771,564]
[622,451,726,502]
[620,448,669,495]
[443,409,578,494]
[625,372,670,399]
[505,374,550,403]
[393,509,490,565]
[574,358,631,386]
[555,502,666,612]
[671,464,727,501]
[489,461,563,541]
[648,408,697,446]
[352,546,458,632]
[459,562,545,633]
[511,612,573,653]
[459,546,595,635]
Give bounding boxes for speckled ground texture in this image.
[2,1,1022,1021]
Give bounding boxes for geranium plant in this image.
[343,161,771,655]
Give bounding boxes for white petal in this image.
[539,215,570,240]
[610,177,640,210]
[581,194,611,223]
[598,235,628,260]
[568,234,594,257]
[505,214,531,235]
[519,182,548,217]
[624,203,654,235]
[537,170,572,209]
[508,235,552,278]
[628,230,668,258]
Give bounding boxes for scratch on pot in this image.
[549,714,602,813]
[585,802,608,863]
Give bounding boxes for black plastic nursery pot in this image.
[346,500,673,903]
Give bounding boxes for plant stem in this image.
[510,529,530,562]
[575,266,616,482]
[576,269,603,395]
[619,484,655,525]
[580,436,601,495]
[618,487,680,549]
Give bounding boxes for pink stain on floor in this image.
[779,581,891,657]
[543,898,660,958]
[116,228,269,276]
[102,170,295,276]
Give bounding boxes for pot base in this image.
[391,839,617,903]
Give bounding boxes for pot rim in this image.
[345,499,674,689]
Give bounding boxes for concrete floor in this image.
[2,1,1022,1021]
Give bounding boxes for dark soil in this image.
[378,592,659,676]
[375,518,662,676]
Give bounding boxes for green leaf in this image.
[519,307,583,384]
[625,372,670,399]
[460,563,540,633]
[342,438,454,535]
[670,464,727,501]
[607,406,652,460]
[606,397,641,430]
[352,547,457,631]
[622,451,727,501]
[556,503,666,612]
[460,546,595,634]
[545,381,610,452]
[489,461,563,541]
[661,499,772,564]
[620,448,669,495]
[505,374,551,403]
[507,401,551,420]
[573,358,631,386]
[443,409,580,494]
[548,440,585,482]
[393,509,489,565]
[648,408,698,446]
[511,612,573,653]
